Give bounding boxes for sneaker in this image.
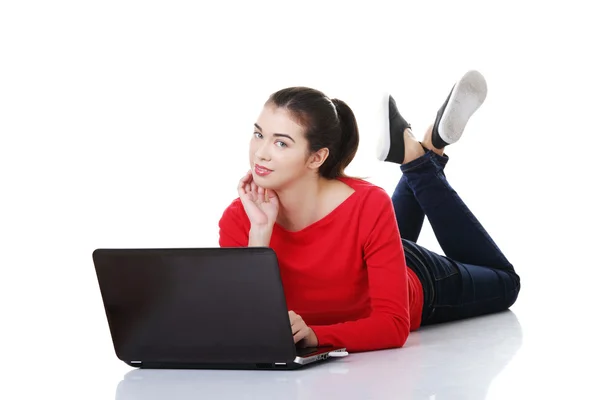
[376,93,412,164]
[431,70,488,149]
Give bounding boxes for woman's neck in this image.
[275,175,332,232]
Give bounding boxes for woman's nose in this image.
[255,142,270,161]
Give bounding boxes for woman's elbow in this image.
[391,315,410,348]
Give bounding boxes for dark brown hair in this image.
[266,87,360,179]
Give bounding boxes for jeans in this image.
[392,150,521,325]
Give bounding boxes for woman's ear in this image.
[307,148,330,170]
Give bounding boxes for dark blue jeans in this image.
[392,150,520,325]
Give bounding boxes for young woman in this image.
[218,70,521,353]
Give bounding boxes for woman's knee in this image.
[505,271,521,309]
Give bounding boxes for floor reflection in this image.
[115,311,522,400]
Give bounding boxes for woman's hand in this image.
[238,170,280,228]
[289,310,318,347]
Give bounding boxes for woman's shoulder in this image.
[219,197,249,224]
[337,177,394,242]
[339,176,391,202]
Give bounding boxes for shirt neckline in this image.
[273,177,360,236]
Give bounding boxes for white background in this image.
[1,1,598,398]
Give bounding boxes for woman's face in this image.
[249,104,312,190]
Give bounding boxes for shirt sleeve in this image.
[218,199,250,247]
[310,188,411,352]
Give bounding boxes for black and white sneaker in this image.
[431,70,488,149]
[376,93,412,164]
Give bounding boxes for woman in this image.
[218,70,521,353]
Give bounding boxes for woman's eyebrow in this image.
[254,123,295,143]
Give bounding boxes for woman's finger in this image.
[291,323,302,335]
[238,174,248,190]
[290,313,305,336]
[238,171,252,193]
[245,174,253,195]
[293,327,309,344]
[290,312,301,324]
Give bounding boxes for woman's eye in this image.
[253,132,286,147]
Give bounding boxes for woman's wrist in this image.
[248,225,273,247]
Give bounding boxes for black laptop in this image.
[92,247,348,370]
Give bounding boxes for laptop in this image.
[92,246,348,370]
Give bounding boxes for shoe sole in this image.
[376,92,391,161]
[438,70,487,145]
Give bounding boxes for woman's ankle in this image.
[402,128,426,164]
[421,124,445,157]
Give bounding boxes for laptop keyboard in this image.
[296,347,319,357]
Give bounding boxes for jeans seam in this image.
[433,271,459,281]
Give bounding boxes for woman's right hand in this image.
[238,170,280,228]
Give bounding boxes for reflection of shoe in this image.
[376,93,412,164]
[432,70,488,149]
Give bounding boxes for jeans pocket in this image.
[430,256,460,281]
[432,270,462,308]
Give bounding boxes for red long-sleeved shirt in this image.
[218,176,423,352]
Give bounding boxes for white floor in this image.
[8,289,597,400]
[113,312,527,400]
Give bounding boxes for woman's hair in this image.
[266,87,360,179]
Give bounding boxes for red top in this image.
[218,177,424,352]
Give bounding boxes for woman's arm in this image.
[218,199,273,247]
[218,199,250,247]
[310,190,412,352]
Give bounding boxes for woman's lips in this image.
[254,165,273,177]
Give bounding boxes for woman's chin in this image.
[254,175,280,189]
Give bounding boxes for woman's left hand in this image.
[289,310,318,347]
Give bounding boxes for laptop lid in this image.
[93,247,299,367]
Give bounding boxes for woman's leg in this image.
[382,70,520,324]
[404,143,521,324]
[392,131,521,324]
[398,145,521,323]
[390,129,426,243]
[402,238,520,325]
[400,146,514,271]
[399,70,513,271]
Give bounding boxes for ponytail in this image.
[327,98,359,179]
